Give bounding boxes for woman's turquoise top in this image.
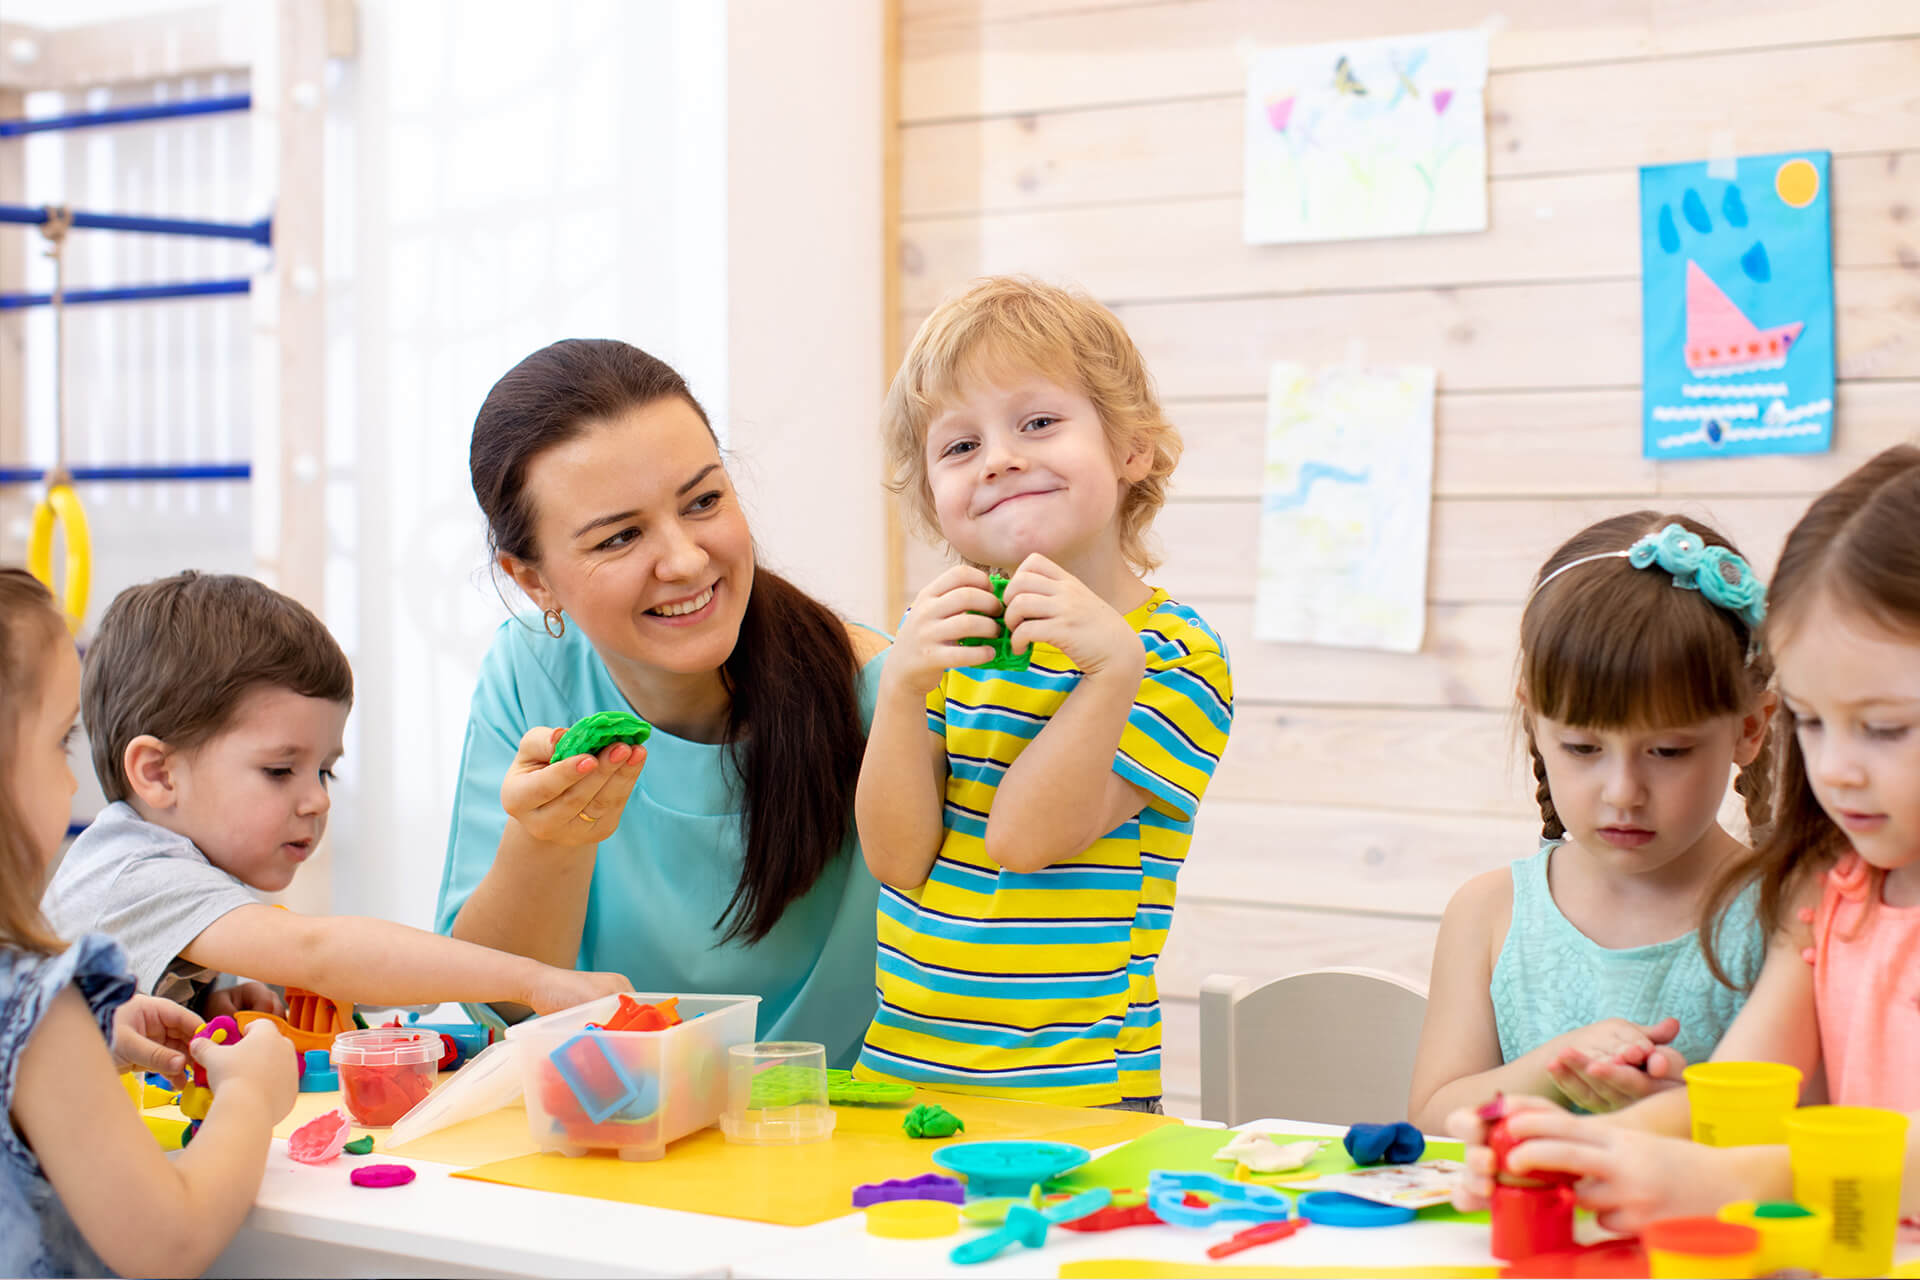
[437,618,885,1067]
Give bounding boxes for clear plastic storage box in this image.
[508,992,760,1161]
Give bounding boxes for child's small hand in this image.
[1001,554,1146,682]
[202,981,287,1021]
[525,966,631,1016]
[111,994,204,1088]
[883,564,1004,697]
[502,726,646,847]
[1545,1038,1686,1113]
[1458,1102,1757,1235]
[192,1019,298,1122]
[1446,1093,1564,1210]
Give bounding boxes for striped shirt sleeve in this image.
[925,671,949,735]
[1113,635,1232,822]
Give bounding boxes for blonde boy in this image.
[855,278,1233,1110]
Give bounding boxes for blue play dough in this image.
[1343,1121,1425,1166]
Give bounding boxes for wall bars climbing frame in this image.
[0,0,353,615]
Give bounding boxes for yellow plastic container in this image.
[1717,1200,1827,1276]
[1683,1061,1802,1146]
[1641,1215,1759,1278]
[1785,1104,1909,1278]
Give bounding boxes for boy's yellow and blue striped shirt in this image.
[854,587,1232,1107]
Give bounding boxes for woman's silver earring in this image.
[543,608,566,639]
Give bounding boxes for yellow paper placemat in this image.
[1059,1265,1500,1279]
[452,1089,1173,1226]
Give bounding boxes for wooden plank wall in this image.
[893,0,1920,1113]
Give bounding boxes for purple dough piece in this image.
[850,1172,967,1207]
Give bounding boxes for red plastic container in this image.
[1491,1181,1577,1261]
[330,1029,439,1127]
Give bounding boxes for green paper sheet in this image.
[1053,1125,1488,1224]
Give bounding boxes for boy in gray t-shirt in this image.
[44,803,261,1012]
[42,572,629,1018]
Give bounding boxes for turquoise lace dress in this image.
[1490,841,1765,1073]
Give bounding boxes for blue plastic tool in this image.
[949,1188,1112,1265]
[549,1033,648,1123]
[297,1049,339,1092]
[931,1141,1090,1198]
[1147,1170,1293,1228]
[1298,1190,1416,1228]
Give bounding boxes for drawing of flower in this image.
[1266,95,1295,133]
[1432,88,1454,115]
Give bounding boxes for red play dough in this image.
[339,1062,435,1127]
[287,1107,351,1165]
[349,1163,417,1188]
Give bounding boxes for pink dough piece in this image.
[350,1163,417,1189]
[287,1107,351,1165]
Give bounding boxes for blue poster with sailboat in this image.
[1639,151,1834,460]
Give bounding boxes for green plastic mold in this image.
[747,1066,915,1108]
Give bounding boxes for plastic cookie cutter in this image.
[551,711,653,762]
[548,1032,654,1123]
[931,1140,1091,1197]
[1147,1170,1293,1228]
[949,1188,1113,1265]
[1059,1191,1208,1232]
[851,1173,966,1207]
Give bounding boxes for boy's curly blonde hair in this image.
[881,276,1181,573]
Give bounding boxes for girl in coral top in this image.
[1448,444,1920,1232]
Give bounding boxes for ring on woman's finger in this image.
[576,812,597,824]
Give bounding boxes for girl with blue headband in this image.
[1408,512,1774,1132]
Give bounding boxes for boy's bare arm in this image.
[181,903,628,1013]
[857,685,951,889]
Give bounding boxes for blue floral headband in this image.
[1528,522,1768,645]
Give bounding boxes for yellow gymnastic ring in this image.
[27,482,90,632]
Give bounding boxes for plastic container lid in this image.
[1641,1216,1759,1256]
[331,1028,442,1068]
[931,1141,1090,1197]
[1297,1190,1416,1228]
[384,1040,524,1148]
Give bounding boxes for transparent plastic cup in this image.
[720,1041,836,1145]
[1785,1105,1908,1278]
[1683,1061,1802,1146]
[329,1029,440,1127]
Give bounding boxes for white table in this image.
[210,1114,1920,1277]
[207,1144,796,1279]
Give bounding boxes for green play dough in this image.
[552,711,653,762]
[957,572,1030,673]
[343,1135,374,1155]
[902,1103,965,1139]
